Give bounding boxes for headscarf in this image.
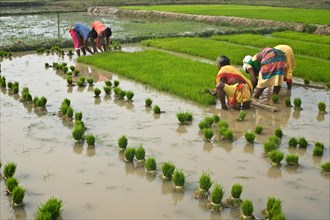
[242,55,252,72]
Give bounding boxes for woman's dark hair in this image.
[105,27,112,37]
[90,29,98,39]
[216,55,230,66]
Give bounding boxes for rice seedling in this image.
[126,91,134,101]
[5,177,19,193]
[114,80,120,87]
[103,86,111,94]
[145,98,152,107]
[87,77,94,86]
[66,106,73,119]
[85,134,95,146]
[223,129,234,142]
[272,94,279,104]
[284,97,291,107]
[113,87,121,96]
[207,183,224,212]
[203,128,214,141]
[74,69,80,76]
[135,145,145,164]
[285,154,299,165]
[313,145,324,156]
[320,161,330,172]
[62,98,70,106]
[94,88,101,98]
[145,157,157,174]
[268,150,284,166]
[118,135,128,150]
[318,102,326,114]
[304,78,310,85]
[268,199,283,220]
[274,128,283,138]
[7,81,13,90]
[255,125,263,134]
[293,98,302,110]
[194,171,213,200]
[1,77,6,88]
[12,186,25,205]
[241,199,254,219]
[176,111,193,124]
[62,66,68,74]
[161,161,176,180]
[75,112,82,121]
[315,142,325,149]
[104,80,112,87]
[75,120,85,129]
[36,197,63,220]
[33,96,39,107]
[153,105,161,114]
[225,183,243,208]
[69,65,75,72]
[72,124,84,141]
[66,76,73,86]
[269,135,281,147]
[198,120,210,130]
[236,110,247,121]
[77,77,85,87]
[172,169,185,191]
[263,141,278,154]
[118,89,126,100]
[212,114,220,123]
[3,162,16,179]
[60,103,69,116]
[288,137,298,147]
[68,50,74,56]
[36,96,47,108]
[245,131,256,144]
[45,62,50,68]
[124,147,136,162]
[298,137,308,148]
[271,213,286,220]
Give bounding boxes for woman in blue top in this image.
[69,23,98,56]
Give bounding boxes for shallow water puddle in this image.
[0,51,329,219]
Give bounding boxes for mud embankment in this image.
[87,6,330,35]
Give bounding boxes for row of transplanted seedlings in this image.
[0,161,63,219]
[115,134,289,219]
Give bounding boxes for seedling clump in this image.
[66,106,74,120]
[245,131,256,144]
[284,97,291,107]
[6,177,19,193]
[153,105,161,114]
[135,145,145,165]
[118,89,126,100]
[172,169,185,191]
[126,91,134,101]
[255,125,263,134]
[225,183,243,208]
[103,86,111,94]
[36,197,63,220]
[223,129,234,142]
[203,128,214,141]
[236,110,247,121]
[272,94,279,103]
[241,199,254,219]
[285,154,299,165]
[293,98,302,110]
[268,150,284,166]
[304,78,310,85]
[67,76,73,86]
[87,77,94,86]
[194,171,213,200]
[94,88,101,98]
[176,111,193,124]
[3,162,16,179]
[212,114,220,123]
[145,98,152,107]
[145,157,157,175]
[288,137,298,147]
[85,134,95,146]
[104,80,112,87]
[218,120,229,135]
[124,147,136,162]
[320,161,330,172]
[298,137,308,148]
[75,112,82,121]
[161,161,176,180]
[72,124,84,141]
[274,128,283,138]
[12,186,25,205]
[318,102,326,114]
[266,197,283,220]
[118,135,128,150]
[113,80,120,87]
[313,142,324,156]
[207,183,224,212]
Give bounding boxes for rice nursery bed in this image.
[0,49,329,219]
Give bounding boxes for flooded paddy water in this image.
[0,47,329,219]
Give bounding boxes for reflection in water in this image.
[243,143,255,154]
[86,146,96,157]
[77,86,86,93]
[87,86,94,92]
[312,155,322,165]
[73,141,84,154]
[316,113,325,122]
[61,118,74,129]
[267,166,282,179]
[114,98,125,107]
[172,190,185,205]
[135,166,145,178]
[13,206,28,219]
[176,125,188,134]
[34,108,47,118]
[94,97,101,105]
[1,87,7,95]
[292,110,301,120]
[229,207,241,219]
[125,162,136,176]
[67,86,73,93]
[153,113,161,120]
[209,211,223,220]
[23,102,33,113]
[161,181,172,195]
[126,102,134,110]
[145,106,152,113]
[203,141,214,153]
[297,147,307,157]
[283,164,300,174]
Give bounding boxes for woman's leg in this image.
[253,87,265,99]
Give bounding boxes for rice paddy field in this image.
[1,3,330,220]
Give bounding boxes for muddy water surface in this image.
[0,50,329,219]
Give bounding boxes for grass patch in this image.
[272,31,330,45]
[78,50,217,105]
[121,5,330,25]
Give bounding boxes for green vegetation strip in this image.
[271,31,330,45]
[121,5,330,25]
[211,34,330,60]
[141,37,330,83]
[78,50,217,105]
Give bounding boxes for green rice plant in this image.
[69,65,75,71]
[293,98,302,110]
[103,86,111,94]
[135,145,145,162]
[6,177,19,193]
[218,120,229,130]
[66,76,73,86]
[77,77,85,87]
[285,154,299,165]
[45,63,50,68]
[12,186,25,205]
[94,88,101,97]
[236,110,247,121]
[126,91,134,101]
[269,135,281,147]
[113,87,121,96]
[288,137,298,147]
[124,147,136,162]
[304,78,310,85]
[255,125,263,134]
[60,103,69,116]
[204,116,214,127]
[75,112,82,121]
[212,114,220,123]
[208,183,224,212]
[241,199,254,218]
[36,197,63,220]
[268,200,283,220]
[272,94,279,104]
[268,150,284,165]
[285,98,291,107]
[62,66,68,74]
[145,98,152,107]
[145,157,157,174]
[194,171,213,200]
[231,183,243,199]
[320,161,330,172]
[3,162,16,179]
[114,80,120,87]
[161,161,176,180]
[272,31,330,45]
[1,77,6,88]
[298,137,308,148]
[272,213,286,220]
[244,131,256,144]
[223,129,234,142]
[263,141,278,153]
[172,169,185,191]
[87,77,94,86]
[36,96,47,108]
[198,120,210,130]
[203,128,214,141]
[72,124,84,141]
[33,96,39,107]
[62,98,71,106]
[318,102,326,114]
[313,146,324,156]
[315,142,324,149]
[74,69,80,76]
[104,80,112,87]
[75,120,85,129]
[176,111,193,124]
[118,135,128,150]
[66,106,73,119]
[12,86,19,94]
[153,105,161,114]
[274,128,283,138]
[118,89,126,99]
[85,134,95,146]
[7,81,13,90]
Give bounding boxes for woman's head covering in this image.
[242,55,252,72]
